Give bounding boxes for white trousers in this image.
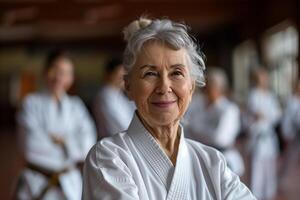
[251,156,277,200]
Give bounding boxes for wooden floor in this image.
[0,129,299,200]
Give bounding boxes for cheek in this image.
[175,82,193,111]
[60,75,74,88]
[130,81,152,107]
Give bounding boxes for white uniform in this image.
[83,113,256,200]
[93,85,135,138]
[246,88,281,199]
[17,91,97,200]
[280,95,300,184]
[282,95,300,140]
[184,93,244,176]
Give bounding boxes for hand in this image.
[254,112,264,121]
[50,134,65,146]
[76,161,84,171]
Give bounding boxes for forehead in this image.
[136,41,188,66]
[52,58,73,69]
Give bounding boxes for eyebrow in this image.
[139,64,156,70]
[139,64,186,70]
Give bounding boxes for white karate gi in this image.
[83,113,256,200]
[282,95,300,141]
[246,88,281,199]
[93,85,135,138]
[17,91,97,200]
[184,93,244,176]
[280,95,300,184]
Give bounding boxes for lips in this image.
[151,100,176,108]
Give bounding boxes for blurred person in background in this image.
[246,67,281,200]
[15,50,97,200]
[184,67,245,176]
[280,79,300,188]
[93,57,135,138]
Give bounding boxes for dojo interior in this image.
[0,0,299,199]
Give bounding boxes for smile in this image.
[151,100,176,108]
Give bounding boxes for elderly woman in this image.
[83,18,256,200]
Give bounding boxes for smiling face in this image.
[126,41,195,127]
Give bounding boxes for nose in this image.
[155,74,172,94]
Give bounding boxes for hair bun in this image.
[123,17,152,41]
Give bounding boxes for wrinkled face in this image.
[46,57,74,94]
[126,41,195,127]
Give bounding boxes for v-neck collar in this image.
[127,113,191,199]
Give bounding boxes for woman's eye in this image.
[172,71,184,77]
[144,71,158,77]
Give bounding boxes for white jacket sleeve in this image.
[281,100,296,140]
[82,143,139,200]
[213,105,240,148]
[219,153,257,200]
[64,97,97,163]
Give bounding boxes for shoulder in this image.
[226,100,240,116]
[67,95,87,109]
[248,89,258,100]
[219,98,239,112]
[85,132,134,167]
[68,95,83,104]
[94,86,117,104]
[23,92,43,102]
[22,92,46,109]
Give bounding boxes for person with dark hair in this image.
[93,57,135,138]
[16,50,97,200]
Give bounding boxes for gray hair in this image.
[123,17,206,87]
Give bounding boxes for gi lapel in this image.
[166,130,191,200]
[128,114,174,189]
[128,114,191,199]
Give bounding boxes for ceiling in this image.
[0,0,297,44]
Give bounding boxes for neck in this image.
[138,114,180,165]
[257,85,268,91]
[51,90,64,102]
[207,94,222,105]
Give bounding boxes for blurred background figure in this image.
[246,67,282,200]
[15,50,97,200]
[184,67,245,176]
[280,79,300,188]
[93,57,135,138]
